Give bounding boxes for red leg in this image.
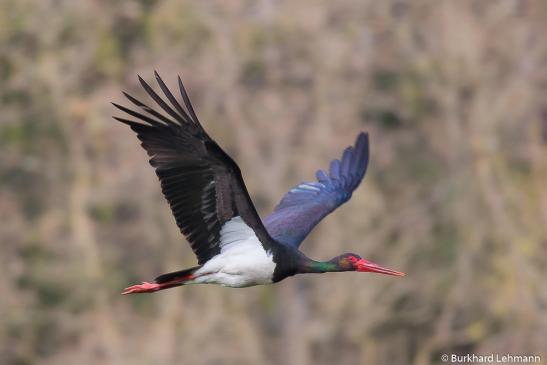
[121,275,194,295]
[121,281,161,295]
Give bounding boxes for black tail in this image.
[155,266,200,284]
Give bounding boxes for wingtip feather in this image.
[330,159,341,179]
[112,116,137,127]
[177,75,201,125]
[341,146,354,176]
[315,169,331,183]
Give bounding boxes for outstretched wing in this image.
[263,133,369,248]
[113,72,276,265]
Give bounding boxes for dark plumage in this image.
[113,72,404,294]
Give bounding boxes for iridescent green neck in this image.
[303,260,341,273]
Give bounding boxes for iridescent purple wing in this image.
[263,133,369,248]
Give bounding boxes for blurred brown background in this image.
[1,1,547,364]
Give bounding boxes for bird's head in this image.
[335,253,405,276]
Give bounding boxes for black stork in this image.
[113,72,405,294]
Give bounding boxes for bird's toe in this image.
[121,281,160,295]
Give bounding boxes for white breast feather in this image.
[193,216,276,287]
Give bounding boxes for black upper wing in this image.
[113,72,276,265]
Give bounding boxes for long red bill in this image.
[355,259,405,277]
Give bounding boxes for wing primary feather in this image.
[112,116,142,128]
[341,147,353,177]
[352,133,366,171]
[122,91,148,108]
[357,133,369,175]
[122,91,178,127]
[315,169,331,184]
[138,75,185,123]
[178,75,202,127]
[112,102,166,127]
[330,159,341,180]
[154,70,194,124]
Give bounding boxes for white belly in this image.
[189,216,276,288]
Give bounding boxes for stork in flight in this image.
[113,72,405,294]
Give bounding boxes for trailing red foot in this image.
[122,281,161,295]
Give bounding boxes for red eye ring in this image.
[347,255,358,263]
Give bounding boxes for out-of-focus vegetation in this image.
[1,1,546,364]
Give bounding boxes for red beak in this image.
[355,259,405,277]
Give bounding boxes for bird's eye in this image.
[347,255,358,263]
